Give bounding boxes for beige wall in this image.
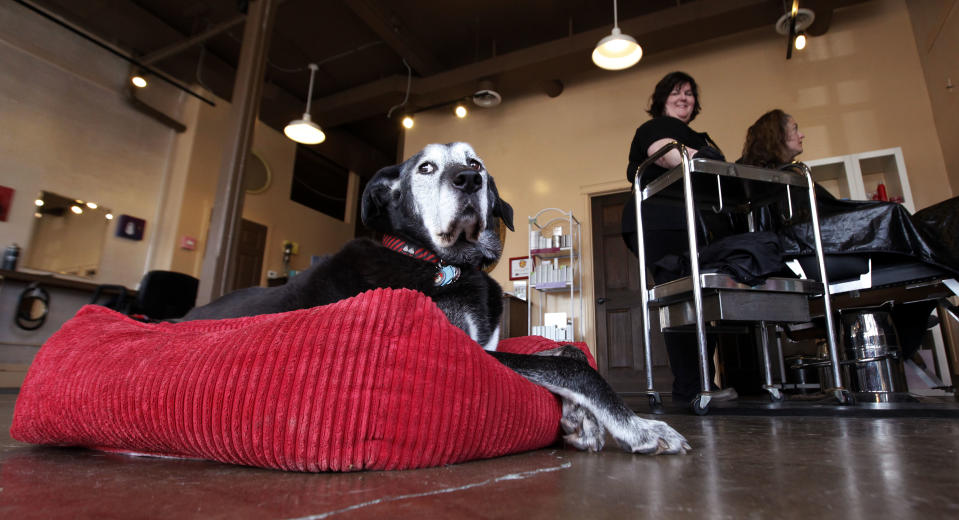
[404,0,953,350]
[0,1,358,290]
[907,0,959,193]
[161,93,359,285]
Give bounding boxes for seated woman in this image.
[740,109,805,167]
[622,71,735,404]
[740,109,946,367]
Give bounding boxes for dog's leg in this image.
[489,351,690,455]
[532,346,606,451]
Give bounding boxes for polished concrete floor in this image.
[2,392,958,519]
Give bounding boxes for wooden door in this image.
[229,218,267,292]
[591,191,671,395]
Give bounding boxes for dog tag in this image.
[434,264,461,286]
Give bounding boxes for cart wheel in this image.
[767,387,784,403]
[690,395,709,416]
[648,394,664,414]
[834,388,854,405]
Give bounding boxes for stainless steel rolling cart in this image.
[632,143,852,414]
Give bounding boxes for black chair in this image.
[91,270,199,320]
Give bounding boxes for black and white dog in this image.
[184,142,689,455]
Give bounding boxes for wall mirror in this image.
[23,191,113,277]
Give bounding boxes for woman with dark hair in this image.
[622,71,735,404]
[625,71,721,184]
[740,109,805,167]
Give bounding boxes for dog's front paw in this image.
[560,401,605,452]
[613,417,691,455]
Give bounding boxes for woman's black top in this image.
[626,116,716,186]
[621,116,721,259]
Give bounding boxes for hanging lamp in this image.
[592,0,642,70]
[284,63,326,144]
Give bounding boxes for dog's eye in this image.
[467,159,482,171]
[418,162,436,174]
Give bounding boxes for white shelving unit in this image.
[527,208,583,342]
[804,146,915,212]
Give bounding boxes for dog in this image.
[184,142,689,455]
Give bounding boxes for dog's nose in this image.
[452,169,483,194]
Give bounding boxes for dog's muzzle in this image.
[452,168,483,194]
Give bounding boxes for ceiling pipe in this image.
[13,0,216,106]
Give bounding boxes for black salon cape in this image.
[779,194,959,276]
[622,117,719,256]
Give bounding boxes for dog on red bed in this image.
[184,142,689,455]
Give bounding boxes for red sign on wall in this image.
[0,185,14,222]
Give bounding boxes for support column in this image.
[197,0,278,305]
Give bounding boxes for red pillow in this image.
[11,288,593,472]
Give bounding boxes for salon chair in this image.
[781,192,959,401]
[91,270,198,321]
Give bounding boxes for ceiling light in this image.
[775,5,815,59]
[402,115,415,129]
[592,0,642,71]
[284,114,325,145]
[284,63,326,145]
[34,199,44,207]
[454,104,468,118]
[105,213,114,220]
[70,205,83,215]
[86,202,98,209]
[472,79,502,107]
[131,74,147,88]
[794,32,807,50]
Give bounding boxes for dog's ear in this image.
[487,176,514,231]
[361,163,401,230]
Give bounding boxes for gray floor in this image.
[2,393,959,518]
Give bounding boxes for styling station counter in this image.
[0,269,132,388]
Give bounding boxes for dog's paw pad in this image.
[560,401,607,452]
[564,431,605,452]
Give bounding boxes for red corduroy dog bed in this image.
[11,288,594,472]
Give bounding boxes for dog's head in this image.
[361,142,514,267]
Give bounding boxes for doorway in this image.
[229,218,268,292]
[590,191,672,395]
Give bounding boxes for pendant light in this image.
[592,0,642,71]
[775,2,815,60]
[284,63,326,145]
